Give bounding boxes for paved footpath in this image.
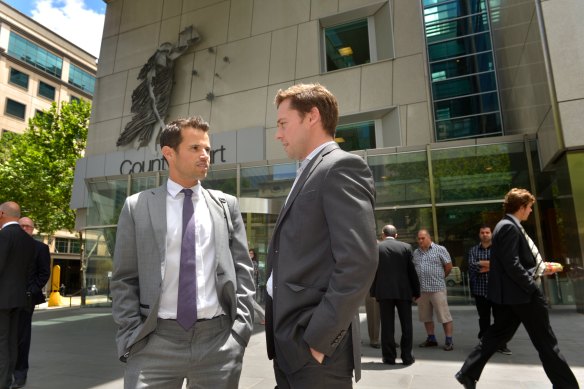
[24,305,583,388]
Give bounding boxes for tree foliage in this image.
[0,100,91,234]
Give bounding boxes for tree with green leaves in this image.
[0,100,91,235]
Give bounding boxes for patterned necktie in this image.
[519,224,544,279]
[177,188,197,330]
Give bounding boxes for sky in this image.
[4,0,106,57]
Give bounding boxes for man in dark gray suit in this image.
[0,202,35,389]
[265,83,378,388]
[455,188,579,389]
[111,116,255,389]
[371,225,420,366]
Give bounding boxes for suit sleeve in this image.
[111,198,142,358]
[496,223,538,295]
[225,195,255,345]
[303,156,378,356]
[31,242,51,296]
[406,247,420,298]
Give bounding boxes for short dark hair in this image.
[503,188,535,214]
[159,116,209,151]
[478,224,491,232]
[275,83,339,137]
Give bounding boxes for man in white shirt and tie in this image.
[111,116,255,389]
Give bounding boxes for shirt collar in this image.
[166,178,202,199]
[302,140,336,165]
[1,221,19,229]
[507,213,521,226]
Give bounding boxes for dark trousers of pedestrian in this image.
[460,291,579,389]
[365,295,380,346]
[13,304,35,382]
[474,295,508,348]
[0,308,21,389]
[379,299,413,363]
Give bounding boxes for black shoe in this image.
[455,371,476,389]
[402,357,415,365]
[443,342,454,351]
[497,346,512,355]
[370,342,381,349]
[419,339,438,347]
[382,358,396,365]
[11,378,26,389]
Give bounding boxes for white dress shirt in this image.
[158,178,224,320]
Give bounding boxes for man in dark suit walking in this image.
[265,83,378,388]
[0,202,35,389]
[11,217,51,388]
[455,188,579,389]
[371,225,420,366]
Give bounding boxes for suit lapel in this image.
[147,185,167,262]
[202,188,227,269]
[273,143,339,233]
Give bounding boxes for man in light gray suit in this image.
[265,83,378,388]
[111,116,255,389]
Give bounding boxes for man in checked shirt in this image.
[468,225,511,355]
[413,229,454,351]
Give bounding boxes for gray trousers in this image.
[124,315,245,389]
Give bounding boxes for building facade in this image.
[74,0,584,310]
[0,1,97,295]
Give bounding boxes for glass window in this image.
[55,238,68,253]
[434,91,500,119]
[68,64,95,95]
[204,168,237,195]
[435,112,502,140]
[5,99,26,120]
[240,163,296,199]
[9,68,29,89]
[368,151,431,206]
[130,175,158,195]
[70,96,81,103]
[374,208,434,246]
[324,19,370,71]
[38,81,56,100]
[432,72,498,100]
[335,121,376,152]
[431,142,530,203]
[69,239,81,254]
[7,32,63,78]
[428,32,492,62]
[425,13,489,43]
[430,52,495,80]
[87,179,129,226]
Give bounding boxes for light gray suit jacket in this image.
[266,143,378,381]
[111,183,255,360]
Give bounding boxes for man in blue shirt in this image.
[468,225,511,355]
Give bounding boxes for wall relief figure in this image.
[116,26,200,151]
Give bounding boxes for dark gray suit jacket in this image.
[0,224,35,309]
[266,143,378,380]
[488,215,539,304]
[371,238,420,301]
[111,184,255,360]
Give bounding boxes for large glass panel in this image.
[7,32,63,78]
[324,19,370,71]
[87,178,128,226]
[431,142,530,203]
[130,175,157,195]
[335,121,375,152]
[204,167,237,195]
[375,207,434,246]
[9,68,29,89]
[5,99,26,120]
[435,112,501,140]
[240,163,296,199]
[435,202,504,304]
[432,72,497,100]
[368,151,431,206]
[38,81,56,100]
[428,31,492,62]
[430,52,494,79]
[55,237,68,253]
[426,12,489,43]
[68,64,96,95]
[83,227,116,307]
[424,0,486,20]
[434,91,499,119]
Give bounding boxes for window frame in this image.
[5,98,26,120]
[38,81,56,101]
[8,68,29,90]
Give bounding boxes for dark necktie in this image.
[177,188,197,330]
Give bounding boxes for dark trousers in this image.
[273,328,353,389]
[474,295,507,348]
[0,308,21,389]
[460,291,579,388]
[14,304,35,380]
[379,299,413,362]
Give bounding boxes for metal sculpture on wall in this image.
[116,26,200,151]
